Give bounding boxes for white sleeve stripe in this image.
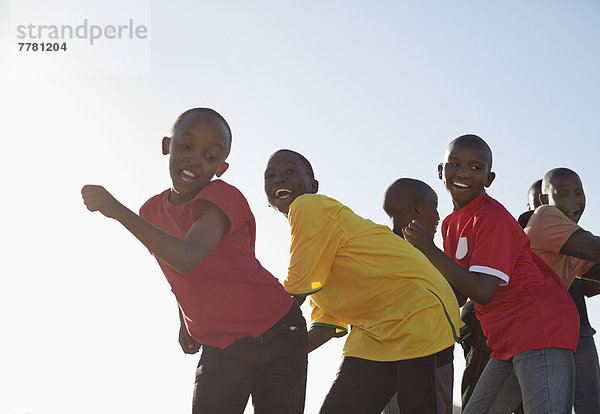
[469,265,509,286]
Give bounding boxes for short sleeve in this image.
[194,180,252,234]
[310,299,348,337]
[525,206,581,254]
[470,209,526,285]
[139,199,152,220]
[284,195,345,296]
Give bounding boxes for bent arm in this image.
[452,286,468,307]
[403,221,499,305]
[178,306,201,354]
[308,326,336,352]
[416,244,499,305]
[560,228,600,264]
[120,202,228,274]
[82,185,228,274]
[581,265,600,297]
[581,264,600,282]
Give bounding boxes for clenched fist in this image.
[81,185,125,219]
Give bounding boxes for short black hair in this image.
[384,178,434,216]
[448,134,493,170]
[270,149,315,181]
[542,168,580,194]
[529,179,542,195]
[171,108,232,155]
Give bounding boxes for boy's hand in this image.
[402,220,436,255]
[178,326,201,354]
[81,185,125,219]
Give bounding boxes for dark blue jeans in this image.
[192,302,308,414]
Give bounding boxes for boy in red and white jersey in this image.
[403,134,579,414]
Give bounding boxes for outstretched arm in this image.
[560,229,600,264]
[403,220,500,305]
[308,326,336,352]
[81,185,228,274]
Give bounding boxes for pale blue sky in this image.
[1,1,599,413]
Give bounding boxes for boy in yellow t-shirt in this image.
[264,149,462,414]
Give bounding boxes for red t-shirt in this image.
[139,179,292,349]
[442,194,578,360]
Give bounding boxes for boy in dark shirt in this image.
[382,178,455,414]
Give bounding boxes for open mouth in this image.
[274,188,293,199]
[180,169,197,182]
[452,181,469,189]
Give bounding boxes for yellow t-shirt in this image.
[524,205,594,287]
[285,194,462,361]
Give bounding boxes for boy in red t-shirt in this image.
[403,134,579,413]
[81,108,307,414]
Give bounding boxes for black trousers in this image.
[192,302,308,414]
[319,349,447,414]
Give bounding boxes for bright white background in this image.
[1,1,599,413]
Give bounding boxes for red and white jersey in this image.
[442,194,578,360]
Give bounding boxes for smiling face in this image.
[163,113,230,204]
[264,150,318,216]
[438,139,495,210]
[544,170,585,223]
